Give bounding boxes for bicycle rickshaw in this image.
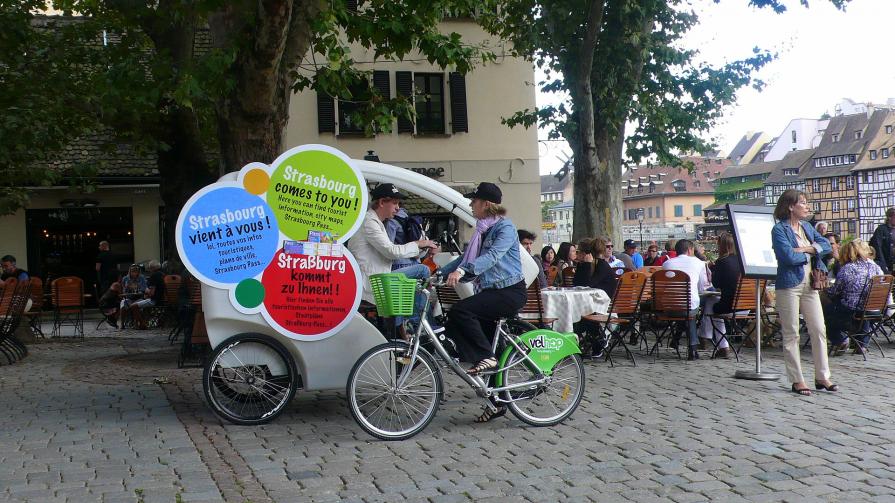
[177,145,583,437]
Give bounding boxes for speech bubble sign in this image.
[260,250,362,340]
[175,184,279,289]
[267,145,366,242]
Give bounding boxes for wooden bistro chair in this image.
[0,278,31,364]
[629,268,658,350]
[179,277,209,368]
[561,266,576,287]
[582,271,646,366]
[704,278,766,362]
[146,274,182,329]
[845,274,894,361]
[23,277,45,338]
[51,276,84,338]
[648,269,693,360]
[520,281,556,329]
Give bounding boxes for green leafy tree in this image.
[6,0,490,259]
[480,0,848,243]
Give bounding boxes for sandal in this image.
[791,383,812,396]
[466,357,498,376]
[815,380,839,392]
[474,405,507,423]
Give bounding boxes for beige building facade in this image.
[2,19,539,289]
[285,20,541,239]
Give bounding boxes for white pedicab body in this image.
[201,160,478,424]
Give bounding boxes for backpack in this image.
[393,214,424,244]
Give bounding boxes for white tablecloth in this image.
[540,287,610,333]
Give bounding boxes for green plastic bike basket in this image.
[369,273,417,317]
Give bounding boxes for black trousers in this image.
[448,281,527,363]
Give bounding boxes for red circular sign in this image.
[261,250,359,338]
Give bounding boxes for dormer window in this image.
[887,125,893,134]
[883,148,890,159]
[783,168,798,176]
[871,150,878,160]
[648,182,655,193]
[855,130,863,140]
[671,180,686,192]
[693,180,701,188]
[832,133,840,142]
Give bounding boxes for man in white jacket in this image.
[347,184,438,330]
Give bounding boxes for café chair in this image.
[51,276,84,338]
[844,274,894,361]
[0,278,30,364]
[647,269,693,360]
[704,277,766,362]
[520,281,556,329]
[561,266,576,287]
[582,271,646,366]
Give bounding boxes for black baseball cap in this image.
[624,239,637,249]
[464,182,502,204]
[370,183,407,200]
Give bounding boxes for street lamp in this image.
[637,208,644,247]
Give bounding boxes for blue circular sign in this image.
[177,186,279,286]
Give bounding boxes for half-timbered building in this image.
[802,111,886,238]
[763,149,816,206]
[852,109,895,240]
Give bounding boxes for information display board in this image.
[176,144,367,341]
[726,204,778,279]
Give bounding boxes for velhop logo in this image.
[529,334,563,351]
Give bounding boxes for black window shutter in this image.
[317,92,335,134]
[395,71,414,134]
[372,70,390,98]
[449,72,468,133]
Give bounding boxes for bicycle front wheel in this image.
[501,350,585,426]
[347,342,443,441]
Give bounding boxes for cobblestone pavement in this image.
[4,322,895,502]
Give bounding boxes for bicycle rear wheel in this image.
[203,333,298,425]
[347,342,442,441]
[501,350,585,426]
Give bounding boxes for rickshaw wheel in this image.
[203,333,299,425]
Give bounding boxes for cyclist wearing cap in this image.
[347,183,437,328]
[439,182,526,422]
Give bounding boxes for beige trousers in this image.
[776,273,831,384]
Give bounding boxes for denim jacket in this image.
[771,220,832,290]
[441,218,524,290]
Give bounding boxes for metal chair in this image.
[23,277,45,338]
[0,278,31,364]
[704,278,766,362]
[51,277,84,338]
[582,271,646,366]
[845,274,894,361]
[178,278,209,368]
[648,269,693,359]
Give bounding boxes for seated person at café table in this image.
[126,260,166,330]
[662,239,710,360]
[700,232,738,358]
[1,255,29,281]
[824,240,884,356]
[98,282,122,328]
[119,264,147,328]
[573,237,618,358]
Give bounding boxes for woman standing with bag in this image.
[771,190,835,396]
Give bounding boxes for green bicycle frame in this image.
[494,329,581,387]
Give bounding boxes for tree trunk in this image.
[211,0,326,172]
[142,11,215,265]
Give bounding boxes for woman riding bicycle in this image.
[439,182,527,421]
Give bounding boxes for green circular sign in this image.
[235,278,265,308]
[268,149,365,241]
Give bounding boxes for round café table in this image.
[540,287,611,333]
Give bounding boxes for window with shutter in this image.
[395,71,414,133]
[372,70,390,132]
[317,92,335,134]
[414,73,445,134]
[449,72,468,133]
